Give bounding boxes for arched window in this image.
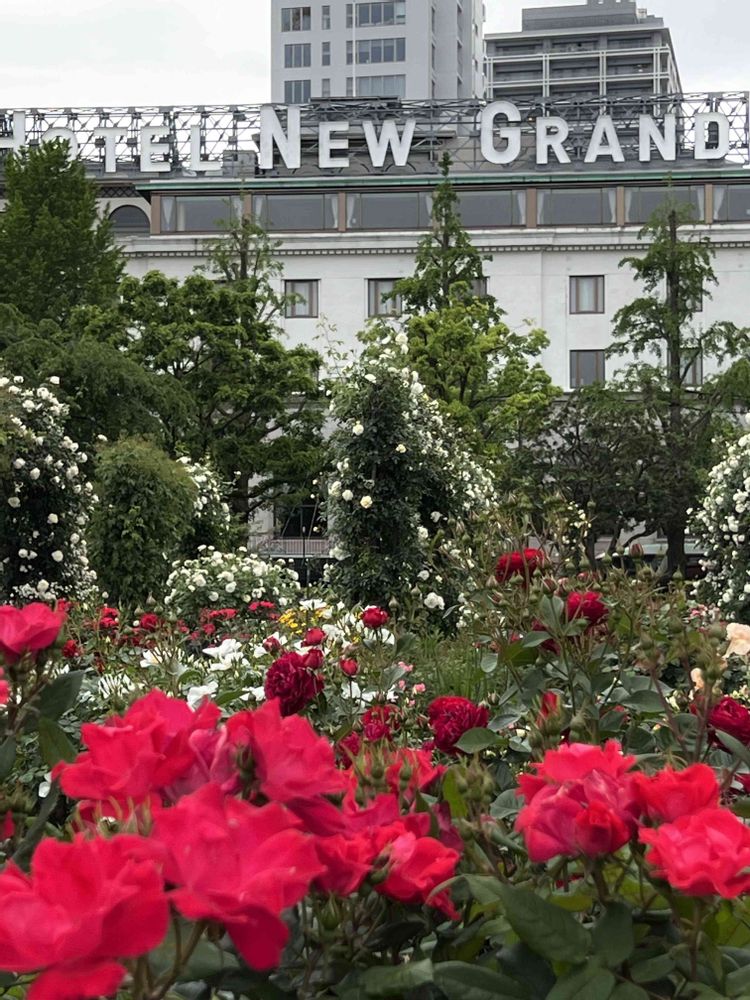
[109,205,150,235]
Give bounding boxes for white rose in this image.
[395,444,407,454]
[342,490,354,502]
[7,497,20,509]
[51,550,64,563]
[208,591,219,602]
[29,468,40,481]
[352,422,364,436]
[360,495,373,509]
[424,593,445,611]
[47,513,59,524]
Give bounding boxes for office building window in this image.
[321,78,331,98]
[284,43,311,68]
[285,280,319,318]
[713,184,750,222]
[160,195,241,233]
[472,277,488,297]
[668,350,703,387]
[457,191,526,227]
[109,205,150,235]
[570,350,606,388]
[368,279,402,316]
[345,74,406,98]
[346,37,406,64]
[321,4,331,29]
[346,2,407,28]
[347,191,432,229]
[284,79,311,103]
[624,186,704,225]
[322,41,331,66]
[281,6,311,31]
[253,193,338,231]
[570,276,605,314]
[538,188,616,226]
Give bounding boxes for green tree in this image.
[0,141,123,324]
[609,204,750,574]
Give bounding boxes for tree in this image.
[609,203,750,574]
[0,141,123,324]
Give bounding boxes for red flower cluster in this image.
[427,696,489,755]
[98,606,119,631]
[248,600,279,621]
[362,703,400,742]
[138,612,162,632]
[361,606,389,629]
[495,548,545,584]
[706,696,750,746]
[0,603,65,666]
[566,591,609,626]
[264,651,324,716]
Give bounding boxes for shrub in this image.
[177,457,232,556]
[0,374,96,601]
[88,438,196,607]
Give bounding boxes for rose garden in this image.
[2,144,750,999]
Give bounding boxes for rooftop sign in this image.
[0,95,747,179]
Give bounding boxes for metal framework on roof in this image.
[0,93,747,179]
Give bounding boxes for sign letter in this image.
[93,127,127,173]
[319,121,350,169]
[260,105,301,170]
[363,119,416,167]
[585,115,625,163]
[480,101,521,165]
[0,111,26,155]
[140,125,172,173]
[188,124,222,174]
[537,117,571,165]
[639,114,677,162]
[694,112,730,160]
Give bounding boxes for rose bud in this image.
[340,658,359,677]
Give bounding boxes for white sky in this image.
[0,0,746,108]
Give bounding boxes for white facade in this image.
[270,0,484,102]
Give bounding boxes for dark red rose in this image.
[138,612,161,632]
[336,731,362,765]
[264,652,323,716]
[708,696,750,746]
[340,657,359,678]
[361,607,389,629]
[62,639,82,660]
[98,606,119,630]
[208,608,237,622]
[566,591,609,626]
[427,696,489,755]
[302,648,324,670]
[262,636,282,654]
[302,627,326,647]
[495,548,545,584]
[362,703,399,742]
[573,802,631,858]
[531,621,560,654]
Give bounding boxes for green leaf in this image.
[611,986,649,1000]
[433,962,527,999]
[623,690,665,714]
[497,884,591,964]
[31,671,84,724]
[522,630,554,649]
[456,728,498,754]
[451,874,506,906]
[0,736,16,781]
[37,717,77,767]
[726,961,750,997]
[714,731,750,769]
[179,938,240,980]
[361,959,434,997]
[443,768,469,820]
[490,788,520,820]
[592,903,635,968]
[629,955,675,984]
[547,962,616,1000]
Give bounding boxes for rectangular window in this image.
[253,193,338,231]
[281,6,311,31]
[284,43,311,68]
[321,4,331,29]
[347,191,431,229]
[347,2,407,28]
[345,74,406,98]
[713,184,750,222]
[347,37,406,64]
[570,350,606,388]
[321,78,331,98]
[472,277,488,298]
[284,79,311,103]
[538,188,616,226]
[570,276,605,314]
[322,41,331,66]
[457,190,526,227]
[624,186,705,225]
[668,350,703,387]
[368,279,402,316]
[285,280,319,318]
[160,195,241,233]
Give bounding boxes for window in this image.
[472,277,488,297]
[570,350,606,388]
[321,78,331,98]
[285,280,319,318]
[667,350,703,387]
[322,41,331,66]
[253,194,338,231]
[570,276,605,314]
[346,74,406,98]
[347,192,432,229]
[321,4,331,29]
[456,190,526,227]
[346,2,407,27]
[281,6,311,31]
[713,184,750,222]
[284,79,311,103]
[160,195,241,233]
[624,186,705,225]
[284,43,311,68]
[109,205,150,235]
[538,188,616,226]
[368,279,402,316]
[347,37,406,64]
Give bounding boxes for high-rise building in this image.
[485,0,682,106]
[270,1,485,103]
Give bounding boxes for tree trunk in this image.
[666,521,686,578]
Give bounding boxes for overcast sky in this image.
[0,0,746,108]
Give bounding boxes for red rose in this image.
[385,748,445,799]
[0,834,168,1000]
[340,657,359,678]
[427,696,489,755]
[152,783,323,971]
[302,627,327,647]
[640,808,750,898]
[53,690,221,809]
[362,703,399,742]
[708,696,750,746]
[98,606,119,630]
[566,591,609,626]
[263,636,282,654]
[361,606,389,629]
[314,833,375,896]
[573,802,630,857]
[0,669,8,707]
[373,818,460,919]
[336,730,362,766]
[531,621,560,654]
[634,764,720,824]
[302,647,324,670]
[264,652,324,716]
[61,639,81,660]
[0,603,65,666]
[208,608,237,621]
[536,691,562,728]
[138,612,161,632]
[495,548,545,584]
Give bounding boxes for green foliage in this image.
[0,141,123,324]
[88,437,197,607]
